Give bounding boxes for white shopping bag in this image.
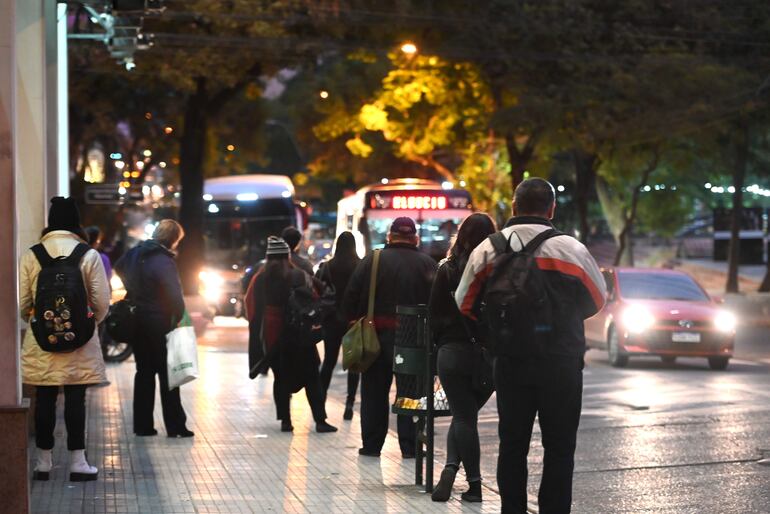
[166,313,199,390]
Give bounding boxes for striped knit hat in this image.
[265,236,290,256]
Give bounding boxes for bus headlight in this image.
[622,305,655,334]
[199,270,225,303]
[714,310,737,333]
[110,274,124,291]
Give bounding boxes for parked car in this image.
[584,267,736,370]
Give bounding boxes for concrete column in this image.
[0,0,29,511]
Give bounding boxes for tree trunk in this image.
[613,151,658,267]
[505,132,534,194]
[573,149,597,244]
[726,123,749,293]
[177,78,209,294]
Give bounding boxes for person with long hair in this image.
[114,219,194,438]
[315,231,361,420]
[429,212,497,502]
[247,237,337,433]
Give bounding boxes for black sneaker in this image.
[316,421,338,433]
[358,448,381,457]
[431,467,458,502]
[135,429,158,437]
[167,428,194,438]
[281,420,294,432]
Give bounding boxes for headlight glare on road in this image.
[714,310,737,333]
[622,305,655,334]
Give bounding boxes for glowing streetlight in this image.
[319,90,329,99]
[164,126,173,134]
[226,144,235,152]
[142,149,152,157]
[400,42,418,55]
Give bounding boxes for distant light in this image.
[727,186,736,193]
[459,180,467,187]
[142,149,152,157]
[704,182,712,189]
[145,112,152,120]
[557,185,565,192]
[144,223,157,237]
[159,161,167,168]
[110,152,122,160]
[226,144,235,152]
[125,60,136,71]
[136,161,144,170]
[164,126,173,134]
[131,171,140,178]
[319,90,329,99]
[671,186,677,191]
[122,171,131,178]
[208,203,220,214]
[114,160,125,169]
[229,298,237,304]
[441,181,453,190]
[203,194,213,201]
[236,193,259,202]
[118,186,127,195]
[281,190,291,198]
[643,185,651,192]
[381,178,389,184]
[300,201,307,207]
[90,17,98,23]
[142,185,150,196]
[401,42,418,55]
[151,185,162,197]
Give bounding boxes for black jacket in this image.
[342,243,437,345]
[114,240,185,335]
[429,258,471,347]
[315,255,360,324]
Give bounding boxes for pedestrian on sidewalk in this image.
[455,179,606,513]
[281,226,314,276]
[429,213,497,503]
[20,197,110,482]
[85,226,112,283]
[343,217,437,458]
[315,231,361,420]
[247,236,337,433]
[114,219,195,438]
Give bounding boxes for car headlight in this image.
[714,310,737,333]
[199,270,225,303]
[622,305,655,334]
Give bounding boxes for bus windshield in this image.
[366,216,464,259]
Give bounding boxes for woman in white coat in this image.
[19,197,110,482]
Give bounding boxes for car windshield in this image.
[617,272,709,301]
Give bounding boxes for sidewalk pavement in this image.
[29,341,503,513]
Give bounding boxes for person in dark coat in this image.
[314,231,361,420]
[247,236,338,434]
[114,219,194,438]
[429,213,497,503]
[281,226,314,275]
[342,217,437,458]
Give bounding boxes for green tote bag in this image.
[342,250,381,373]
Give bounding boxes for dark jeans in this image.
[320,321,360,405]
[360,341,415,455]
[272,364,328,424]
[495,355,583,514]
[437,343,493,482]
[35,385,88,450]
[133,330,188,434]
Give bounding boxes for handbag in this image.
[166,311,199,390]
[105,299,137,342]
[342,250,381,373]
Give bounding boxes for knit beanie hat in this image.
[47,197,82,234]
[265,236,290,256]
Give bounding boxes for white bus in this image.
[336,178,474,260]
[200,174,305,314]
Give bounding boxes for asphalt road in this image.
[200,318,770,513]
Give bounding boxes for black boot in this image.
[461,480,482,502]
[316,421,338,433]
[281,420,294,432]
[431,466,458,502]
[343,400,354,421]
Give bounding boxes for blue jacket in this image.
[115,240,186,335]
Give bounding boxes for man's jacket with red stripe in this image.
[454,216,606,357]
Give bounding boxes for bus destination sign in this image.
[368,191,471,210]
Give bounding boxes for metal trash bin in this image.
[392,304,451,493]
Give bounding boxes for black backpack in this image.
[285,271,335,347]
[30,243,95,353]
[477,228,564,356]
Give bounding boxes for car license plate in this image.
[672,332,701,343]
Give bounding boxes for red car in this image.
[584,268,736,370]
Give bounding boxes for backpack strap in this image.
[522,228,564,254]
[30,244,55,267]
[65,243,91,265]
[489,232,510,254]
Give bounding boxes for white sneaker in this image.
[33,448,52,481]
[69,449,98,482]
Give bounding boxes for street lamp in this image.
[400,42,418,55]
[319,90,329,99]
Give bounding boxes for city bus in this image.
[336,178,474,260]
[200,174,305,315]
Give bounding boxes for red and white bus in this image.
[336,178,474,260]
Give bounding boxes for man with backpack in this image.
[455,178,605,514]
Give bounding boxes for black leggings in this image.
[35,385,88,451]
[437,344,492,482]
[320,321,360,405]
